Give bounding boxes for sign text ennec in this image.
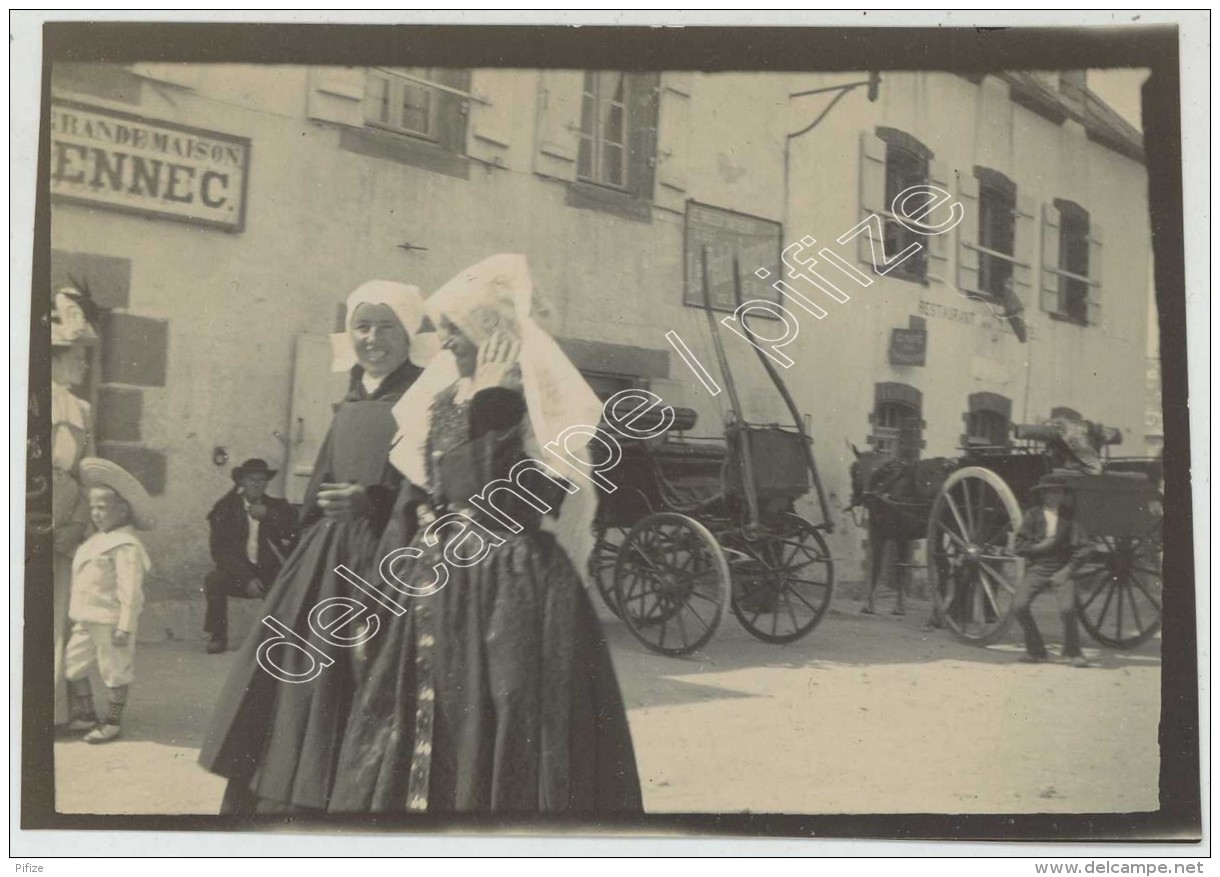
[49,100,250,232]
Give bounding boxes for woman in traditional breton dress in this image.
[329,254,641,813]
[50,286,99,732]
[199,281,436,813]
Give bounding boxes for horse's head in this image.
[847,443,893,510]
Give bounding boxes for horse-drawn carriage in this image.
[590,408,836,655]
[853,423,1164,650]
[588,250,837,656]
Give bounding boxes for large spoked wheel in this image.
[613,512,730,656]
[727,514,836,644]
[589,524,630,617]
[1075,525,1163,649]
[927,467,1023,645]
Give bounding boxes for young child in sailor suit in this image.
[64,459,153,743]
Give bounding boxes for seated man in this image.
[202,458,297,654]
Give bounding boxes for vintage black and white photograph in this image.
[14,11,1205,855]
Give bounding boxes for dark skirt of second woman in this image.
[329,386,643,814]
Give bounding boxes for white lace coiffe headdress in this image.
[390,254,604,583]
[329,280,439,372]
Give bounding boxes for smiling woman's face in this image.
[438,316,479,378]
[349,303,410,378]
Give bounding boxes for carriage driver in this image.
[1011,474,1095,667]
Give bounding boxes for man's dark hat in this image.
[232,458,278,482]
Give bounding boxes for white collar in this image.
[362,372,385,396]
[73,526,150,574]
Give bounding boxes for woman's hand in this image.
[316,482,371,521]
[470,329,522,395]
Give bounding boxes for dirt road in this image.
[52,595,1161,816]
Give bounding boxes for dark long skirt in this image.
[328,531,642,813]
[199,516,382,812]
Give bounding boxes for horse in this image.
[847,446,955,618]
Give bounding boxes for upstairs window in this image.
[360,68,471,153]
[1057,200,1090,323]
[879,129,931,282]
[577,71,631,190]
[306,67,474,178]
[956,167,1034,311]
[1040,198,1101,326]
[857,128,945,284]
[365,68,437,140]
[976,171,1017,301]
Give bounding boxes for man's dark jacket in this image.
[207,490,298,587]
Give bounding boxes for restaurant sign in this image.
[49,99,250,232]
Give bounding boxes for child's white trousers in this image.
[63,621,135,688]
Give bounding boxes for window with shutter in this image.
[466,69,519,168]
[1041,198,1097,326]
[577,72,630,190]
[365,68,440,141]
[543,70,660,221]
[872,402,922,460]
[362,68,470,153]
[961,392,1013,447]
[867,127,934,283]
[1058,202,1090,322]
[870,382,924,461]
[975,168,1017,303]
[966,410,1010,446]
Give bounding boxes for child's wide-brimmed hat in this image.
[79,457,155,530]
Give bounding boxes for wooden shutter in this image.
[654,72,692,213]
[627,73,661,200]
[534,70,584,181]
[1040,201,1062,314]
[284,335,351,505]
[926,159,952,281]
[858,131,888,265]
[955,171,981,295]
[1086,218,1103,326]
[434,70,471,155]
[467,69,517,168]
[307,67,366,127]
[1012,192,1037,303]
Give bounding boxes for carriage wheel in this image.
[1075,525,1163,649]
[589,524,630,617]
[613,512,730,656]
[926,467,1023,645]
[728,514,836,644]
